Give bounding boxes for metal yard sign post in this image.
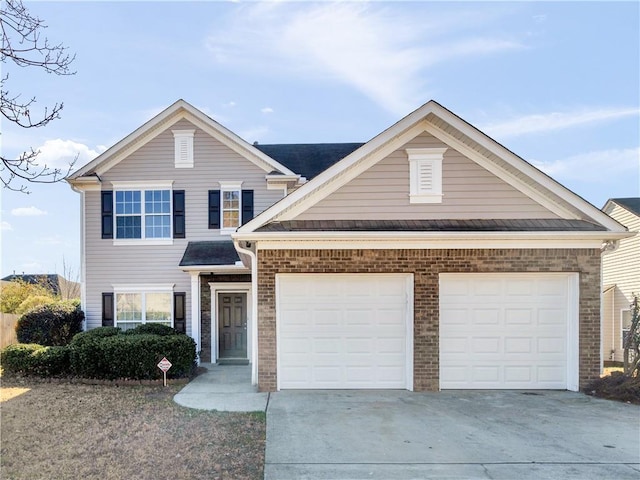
[157,357,172,387]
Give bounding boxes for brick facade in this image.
[256,248,601,392]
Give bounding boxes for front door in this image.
[218,293,247,359]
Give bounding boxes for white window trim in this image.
[113,284,175,329]
[621,308,632,349]
[111,181,174,245]
[406,147,446,204]
[219,181,243,234]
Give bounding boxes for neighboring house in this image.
[602,198,640,364]
[67,99,629,393]
[1,274,81,300]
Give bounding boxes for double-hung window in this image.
[114,285,173,331]
[111,182,174,243]
[220,181,243,233]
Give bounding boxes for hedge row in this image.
[0,325,196,380]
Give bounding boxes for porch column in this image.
[189,271,201,363]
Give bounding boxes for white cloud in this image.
[223,101,237,108]
[11,206,48,217]
[32,139,105,172]
[1,221,13,231]
[482,107,640,139]
[205,3,525,114]
[533,147,640,182]
[261,107,274,114]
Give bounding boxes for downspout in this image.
[234,239,258,386]
[69,183,87,331]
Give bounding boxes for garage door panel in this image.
[278,274,411,389]
[440,274,572,390]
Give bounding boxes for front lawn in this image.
[0,376,265,479]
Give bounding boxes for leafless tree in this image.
[1,0,76,192]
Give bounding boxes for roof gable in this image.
[604,198,640,217]
[239,100,626,234]
[67,99,296,182]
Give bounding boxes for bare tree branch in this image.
[1,0,76,193]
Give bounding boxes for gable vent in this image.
[407,147,447,204]
[173,130,195,168]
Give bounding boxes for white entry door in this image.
[439,273,578,390]
[277,274,413,390]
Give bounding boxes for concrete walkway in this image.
[173,363,269,412]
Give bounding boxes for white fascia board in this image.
[67,176,101,191]
[426,102,627,232]
[69,100,190,179]
[180,264,250,273]
[70,99,296,180]
[235,230,632,244]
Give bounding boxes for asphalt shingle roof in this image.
[255,143,364,180]
[256,219,607,232]
[179,241,240,267]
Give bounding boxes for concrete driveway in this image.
[265,390,640,479]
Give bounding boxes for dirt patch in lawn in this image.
[586,372,640,405]
[0,376,265,479]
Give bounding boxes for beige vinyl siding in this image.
[297,132,558,220]
[602,203,640,362]
[83,119,284,331]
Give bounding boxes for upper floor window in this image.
[222,190,240,229]
[208,184,254,233]
[115,189,171,239]
[406,147,447,204]
[102,181,183,244]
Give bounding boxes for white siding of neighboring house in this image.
[82,118,284,331]
[296,132,559,220]
[602,203,640,362]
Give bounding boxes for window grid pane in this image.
[116,216,142,239]
[116,293,142,321]
[145,293,172,322]
[222,190,240,228]
[145,214,171,238]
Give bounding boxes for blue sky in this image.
[1,1,639,278]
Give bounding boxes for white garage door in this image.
[277,274,412,389]
[440,273,578,390]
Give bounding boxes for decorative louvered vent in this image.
[406,147,447,203]
[172,130,195,168]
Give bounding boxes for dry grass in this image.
[0,376,265,480]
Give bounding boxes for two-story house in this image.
[68,99,629,392]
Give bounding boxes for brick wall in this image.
[256,248,601,392]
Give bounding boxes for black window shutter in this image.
[173,190,185,238]
[208,190,220,229]
[174,292,186,334]
[101,191,113,239]
[241,190,254,225]
[102,293,114,327]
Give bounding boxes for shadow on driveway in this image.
[265,390,640,479]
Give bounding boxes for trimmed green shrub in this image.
[16,303,84,346]
[15,295,56,316]
[69,331,196,380]
[0,343,70,376]
[125,323,179,336]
